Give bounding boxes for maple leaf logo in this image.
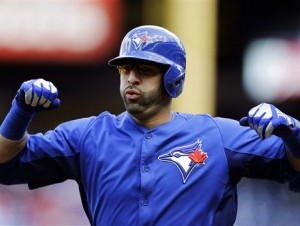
[189,149,208,164]
[130,31,167,50]
[140,34,150,42]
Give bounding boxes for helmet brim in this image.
[108,51,171,66]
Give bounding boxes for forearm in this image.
[0,101,33,163]
[0,134,27,163]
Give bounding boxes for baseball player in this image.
[0,25,300,226]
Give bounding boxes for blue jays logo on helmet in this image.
[108,25,186,98]
[158,139,208,183]
[130,31,166,51]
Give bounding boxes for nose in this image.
[127,70,140,85]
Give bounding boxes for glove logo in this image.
[130,31,166,50]
[158,139,208,183]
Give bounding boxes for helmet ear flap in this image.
[164,65,185,98]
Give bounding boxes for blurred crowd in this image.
[0,181,89,225]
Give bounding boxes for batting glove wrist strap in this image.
[0,100,34,140]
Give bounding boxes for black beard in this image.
[122,85,170,115]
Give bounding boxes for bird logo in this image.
[158,139,208,183]
[130,31,166,50]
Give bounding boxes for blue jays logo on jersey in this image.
[158,139,208,183]
[130,31,166,50]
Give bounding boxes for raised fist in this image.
[15,79,60,112]
[240,103,298,139]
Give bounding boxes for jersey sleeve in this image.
[0,116,96,189]
[213,117,300,190]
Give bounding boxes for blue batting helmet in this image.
[108,25,186,98]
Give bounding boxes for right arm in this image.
[0,79,60,163]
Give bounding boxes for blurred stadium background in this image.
[0,0,300,225]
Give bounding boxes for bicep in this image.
[20,117,94,188]
[20,120,86,188]
[215,117,289,181]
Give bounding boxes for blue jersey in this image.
[0,112,298,226]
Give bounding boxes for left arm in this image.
[240,103,300,172]
[287,151,300,172]
[282,128,300,171]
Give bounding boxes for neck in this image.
[130,104,172,129]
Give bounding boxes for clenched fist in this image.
[15,79,60,112]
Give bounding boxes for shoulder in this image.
[79,111,130,131]
[212,116,241,130]
[49,111,120,136]
[174,113,255,143]
[174,112,228,127]
[76,111,122,125]
[174,112,214,121]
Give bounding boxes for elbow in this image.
[287,151,300,172]
[0,135,27,164]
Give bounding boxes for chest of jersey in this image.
[79,114,229,225]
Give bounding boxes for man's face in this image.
[118,62,170,116]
